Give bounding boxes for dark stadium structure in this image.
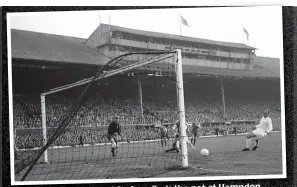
[10,25,282,181]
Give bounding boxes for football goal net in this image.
[13,50,189,181]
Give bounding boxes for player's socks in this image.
[245,138,251,148]
[111,148,115,157]
[252,140,260,151]
[161,140,163,147]
[255,140,260,146]
[242,138,251,151]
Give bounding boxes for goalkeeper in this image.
[107,115,121,157]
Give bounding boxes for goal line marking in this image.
[191,165,264,175]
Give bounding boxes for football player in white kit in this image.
[242,109,273,151]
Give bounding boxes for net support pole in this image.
[221,82,226,118]
[175,49,188,168]
[137,75,144,122]
[40,94,48,163]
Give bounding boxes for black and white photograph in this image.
[7,7,286,185]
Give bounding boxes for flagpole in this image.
[109,15,112,38]
[242,34,245,44]
[99,14,102,37]
[254,38,257,55]
[241,25,245,44]
[109,15,111,31]
[179,14,182,36]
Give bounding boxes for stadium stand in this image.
[13,69,281,149]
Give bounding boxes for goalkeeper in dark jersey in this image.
[107,115,121,157]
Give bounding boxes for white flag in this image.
[180,15,190,27]
[243,26,249,41]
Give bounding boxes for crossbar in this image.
[42,53,175,96]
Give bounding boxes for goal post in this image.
[175,49,188,168]
[17,50,189,181]
[40,94,48,163]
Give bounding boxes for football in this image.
[200,149,209,157]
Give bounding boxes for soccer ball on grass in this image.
[200,149,209,157]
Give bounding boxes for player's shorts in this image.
[252,128,267,140]
[107,133,118,142]
[161,131,168,138]
[192,130,199,137]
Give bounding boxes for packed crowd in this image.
[13,96,281,128]
[13,94,281,149]
[15,117,281,149]
[15,125,165,149]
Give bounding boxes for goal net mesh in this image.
[13,51,185,181]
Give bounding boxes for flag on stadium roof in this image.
[243,26,249,41]
[180,15,190,27]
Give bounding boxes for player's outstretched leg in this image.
[252,140,260,151]
[192,134,197,146]
[242,132,256,151]
[165,147,177,152]
[252,137,263,151]
[165,141,179,153]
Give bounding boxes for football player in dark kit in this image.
[191,122,200,146]
[79,135,84,146]
[234,126,237,135]
[107,115,121,157]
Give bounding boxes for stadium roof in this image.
[11,29,110,65]
[183,56,280,78]
[11,29,279,79]
[89,24,256,50]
